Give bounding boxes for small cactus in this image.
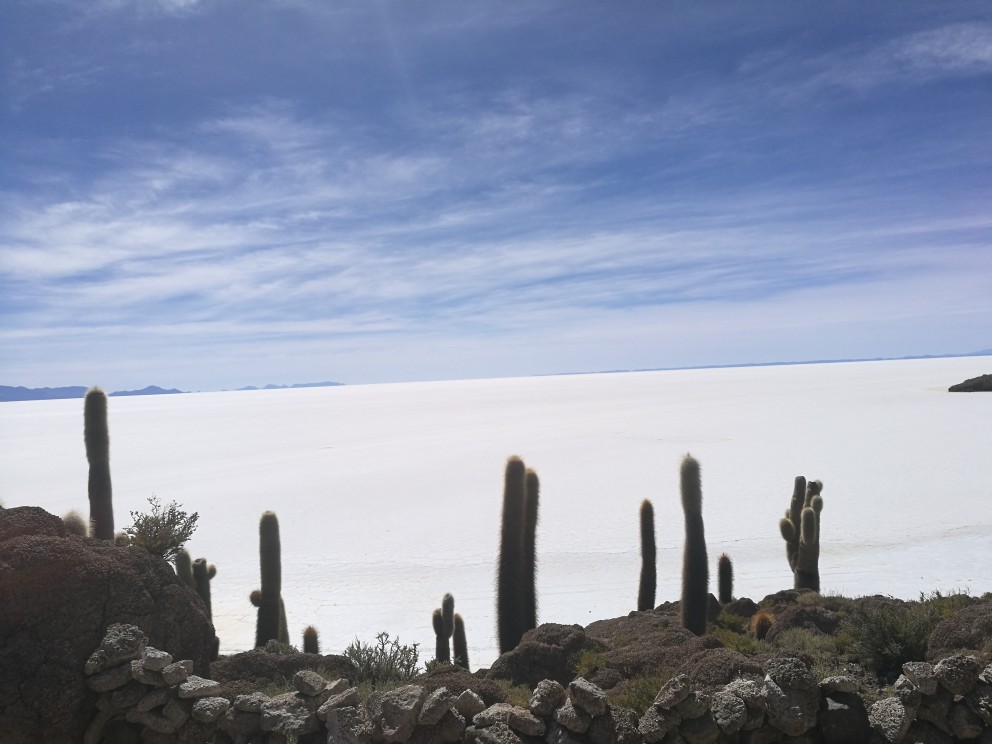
[679,454,708,636]
[638,499,656,612]
[303,625,320,654]
[84,387,114,540]
[453,613,469,672]
[62,509,89,537]
[717,553,733,604]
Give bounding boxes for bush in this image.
[344,632,420,686]
[607,674,675,715]
[842,599,942,679]
[122,496,199,562]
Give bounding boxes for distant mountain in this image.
[0,385,186,402]
[236,381,344,391]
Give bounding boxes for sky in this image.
[1,1,990,391]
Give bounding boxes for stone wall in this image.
[84,625,992,744]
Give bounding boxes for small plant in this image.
[710,626,763,655]
[262,639,299,655]
[343,632,420,686]
[493,679,533,708]
[122,496,199,561]
[773,627,839,656]
[607,673,676,716]
[576,649,608,677]
[842,598,943,679]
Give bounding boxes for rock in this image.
[544,719,584,744]
[465,721,525,744]
[218,707,263,739]
[555,699,593,734]
[934,654,982,696]
[948,374,992,392]
[569,677,608,716]
[209,648,355,700]
[326,705,373,744]
[903,662,939,695]
[894,675,922,708]
[326,678,351,695]
[367,684,426,743]
[764,605,841,643]
[654,674,691,709]
[320,687,361,721]
[964,681,992,725]
[917,686,954,733]
[191,696,230,723]
[135,687,172,712]
[678,648,763,688]
[97,680,147,712]
[722,678,767,731]
[456,689,487,720]
[819,691,870,744]
[763,658,819,736]
[674,692,709,720]
[294,669,329,696]
[723,598,758,618]
[419,664,509,708]
[260,691,320,736]
[869,697,914,743]
[161,659,193,686]
[412,709,468,744]
[87,662,136,692]
[178,675,223,698]
[638,706,681,743]
[474,703,545,737]
[488,624,608,688]
[679,710,720,744]
[0,508,216,744]
[86,624,149,675]
[531,680,566,717]
[586,707,641,744]
[904,720,954,744]
[420,686,458,725]
[141,647,173,671]
[709,690,746,735]
[820,676,858,694]
[131,659,167,686]
[928,605,992,660]
[234,691,272,712]
[948,701,984,739]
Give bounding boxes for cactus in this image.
[84,387,114,540]
[62,509,89,537]
[638,499,656,611]
[751,610,773,640]
[453,613,469,672]
[497,456,528,654]
[175,549,195,588]
[432,608,449,663]
[278,598,289,645]
[779,478,824,591]
[192,558,214,621]
[717,553,733,604]
[442,592,455,639]
[679,454,709,636]
[303,625,320,654]
[522,468,540,633]
[255,511,282,647]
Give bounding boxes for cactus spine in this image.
[717,553,733,604]
[303,625,320,654]
[779,478,823,591]
[255,511,282,647]
[638,499,656,612]
[453,613,469,672]
[84,387,114,540]
[192,558,214,621]
[497,456,527,654]
[679,454,708,636]
[522,468,540,634]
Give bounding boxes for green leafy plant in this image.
[122,496,198,561]
[842,599,943,679]
[344,632,420,685]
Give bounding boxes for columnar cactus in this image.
[779,478,824,591]
[522,468,540,633]
[255,511,283,647]
[717,553,733,604]
[497,456,528,654]
[679,454,709,636]
[638,499,656,612]
[175,549,195,589]
[192,558,215,621]
[84,387,114,540]
[453,613,469,672]
[303,625,320,654]
[432,608,449,663]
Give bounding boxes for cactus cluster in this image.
[638,499,656,612]
[496,456,540,654]
[679,454,709,636]
[779,477,824,591]
[84,387,114,541]
[174,549,216,621]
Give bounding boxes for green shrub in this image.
[713,611,747,633]
[709,626,764,655]
[493,679,533,708]
[607,674,675,716]
[344,632,420,686]
[576,649,608,678]
[842,599,943,678]
[122,496,198,561]
[773,627,840,656]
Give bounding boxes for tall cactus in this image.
[522,468,540,634]
[453,613,469,672]
[192,558,215,621]
[497,456,527,654]
[255,511,282,647]
[84,387,114,540]
[717,553,733,604]
[779,478,824,591]
[679,454,709,636]
[638,499,656,611]
[175,549,195,589]
[432,608,449,663]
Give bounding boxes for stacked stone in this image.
[83,623,227,744]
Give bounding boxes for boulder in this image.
[417,663,509,707]
[209,648,354,700]
[569,677,608,716]
[933,654,982,696]
[927,603,992,660]
[530,679,566,717]
[488,624,607,688]
[0,507,216,744]
[762,657,818,736]
[366,684,426,743]
[473,703,545,736]
[819,691,870,744]
[869,697,915,743]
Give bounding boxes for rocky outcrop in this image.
[0,506,217,744]
[487,624,607,688]
[209,648,355,700]
[928,604,992,661]
[948,374,992,392]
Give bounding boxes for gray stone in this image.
[638,706,680,743]
[320,687,361,721]
[895,674,922,708]
[904,720,954,744]
[130,659,167,686]
[545,719,584,744]
[721,678,767,731]
[917,686,954,733]
[570,676,608,717]
[161,658,193,685]
[218,707,263,738]
[596,707,641,744]
[654,675,691,710]
[83,709,112,744]
[981,664,992,686]
[674,692,709,720]
[97,680,147,712]
[820,676,858,694]
[465,721,524,744]
[413,709,469,744]
[764,657,816,690]
[869,697,914,743]
[555,699,592,734]
[904,662,939,695]
[261,691,320,736]
[764,673,818,736]
[234,691,272,712]
[162,698,190,727]
[456,689,487,720]
[295,669,329,696]
[85,623,148,675]
[178,674,223,698]
[192,696,230,723]
[367,684,426,743]
[135,687,172,712]
[326,705,373,744]
[709,690,746,735]
[475,703,546,737]
[934,654,982,696]
[531,680,567,718]
[948,701,984,739]
[420,686,458,725]
[819,691,870,744]
[126,704,184,734]
[964,681,992,725]
[141,646,173,671]
[86,662,135,692]
[326,677,351,695]
[679,711,719,744]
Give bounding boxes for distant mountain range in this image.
[234,381,344,391]
[0,381,345,402]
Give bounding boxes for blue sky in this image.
[2,1,990,390]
